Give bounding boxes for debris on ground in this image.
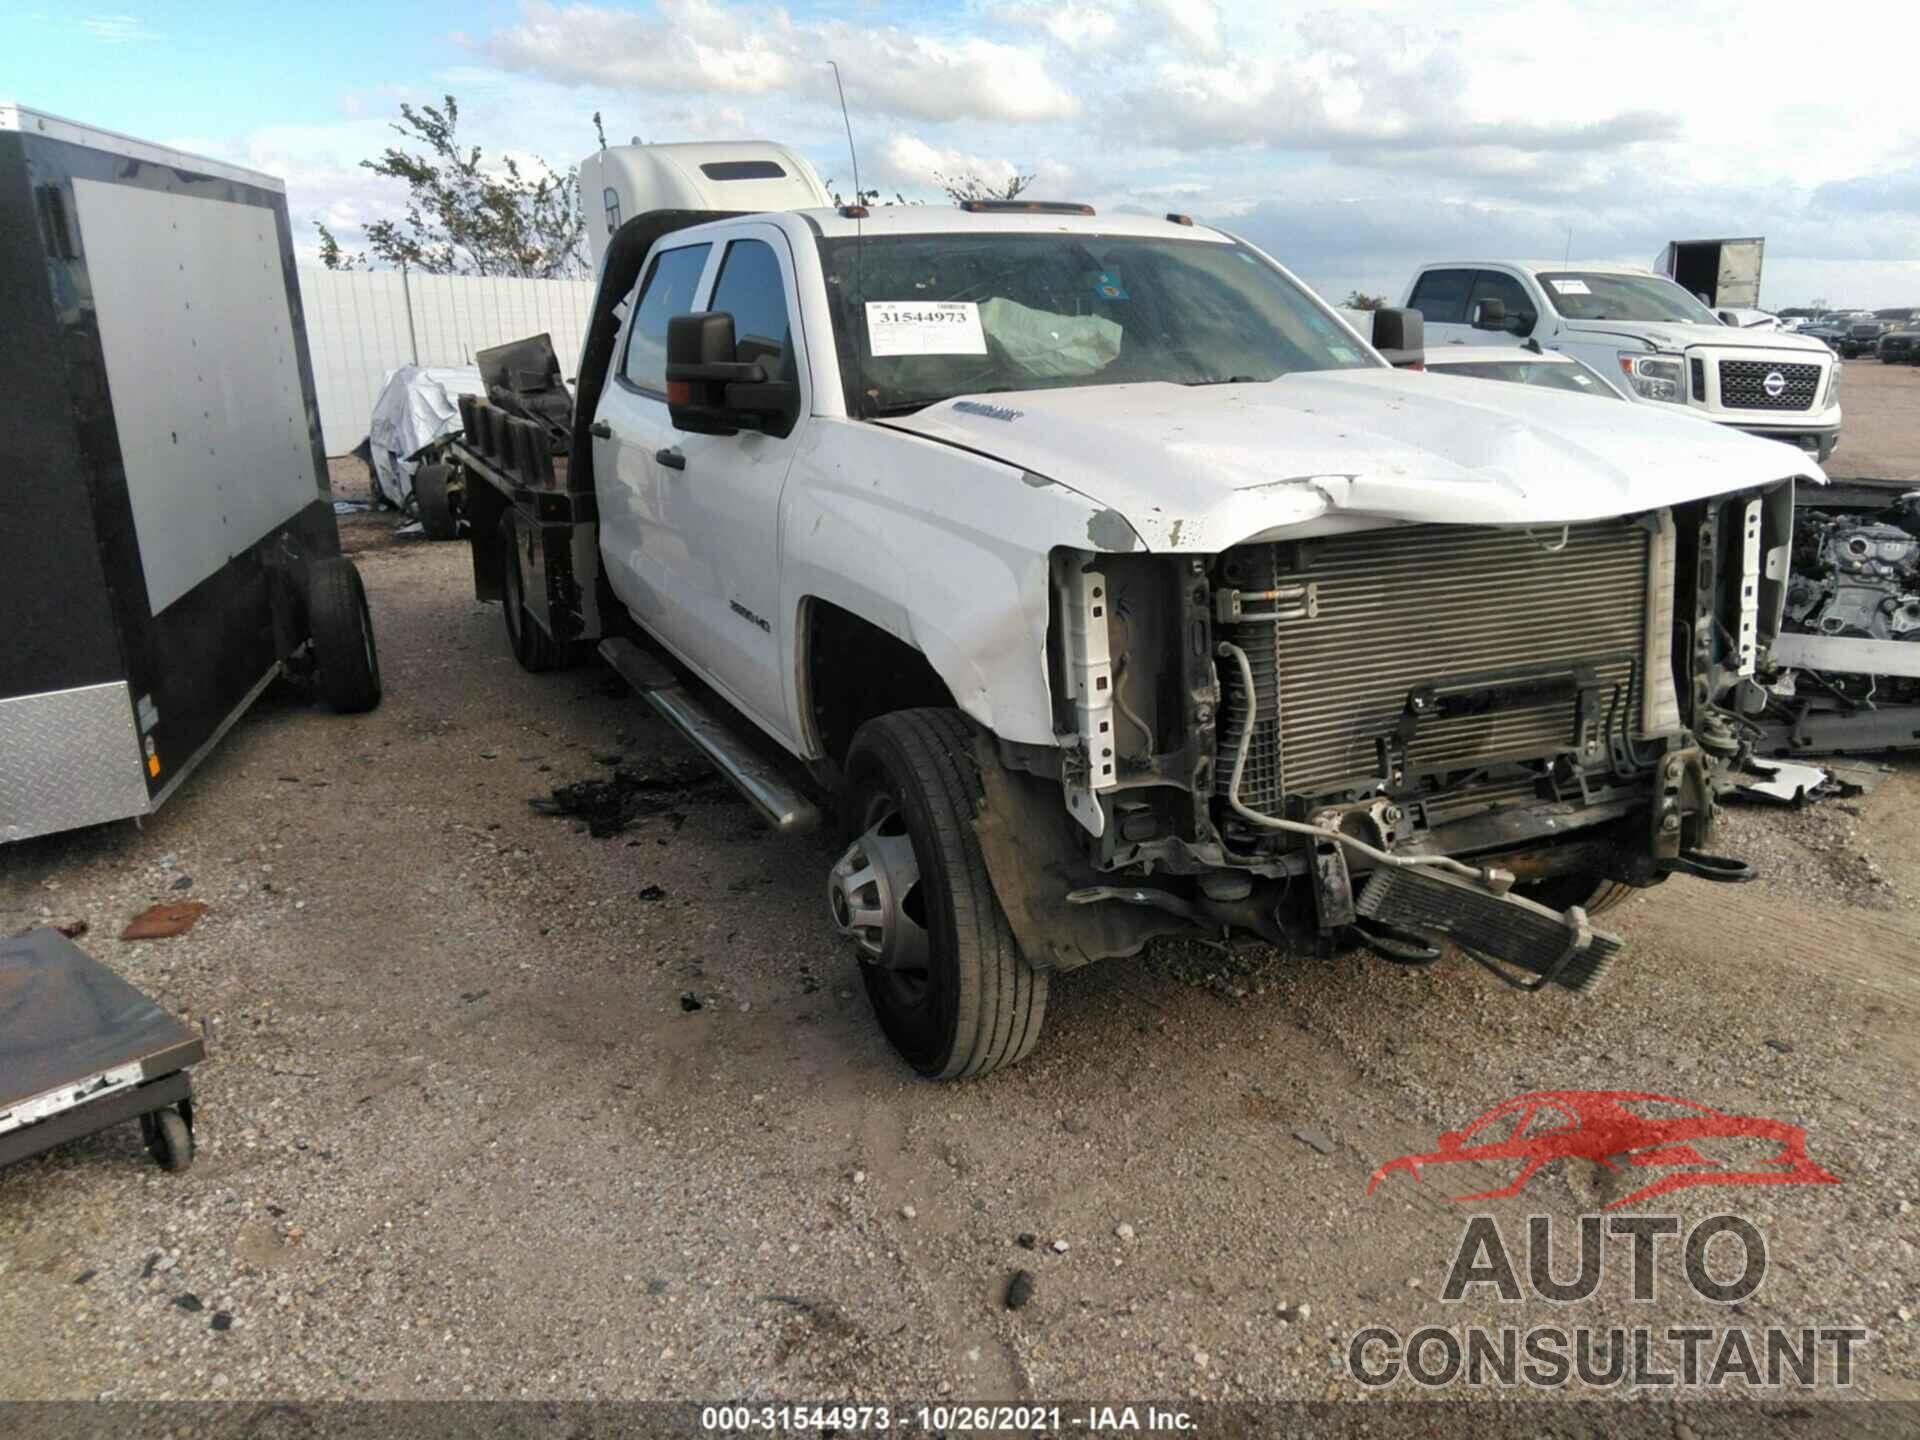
[1005,1271,1035,1310]
[1292,1126,1336,1156]
[120,901,209,940]
[679,992,703,1012]
[529,755,732,837]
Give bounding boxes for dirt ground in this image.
[3,401,1918,1426]
[1831,357,1920,482]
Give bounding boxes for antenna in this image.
[828,60,871,419]
[829,60,861,205]
[1564,226,1573,265]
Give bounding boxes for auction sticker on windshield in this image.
[1549,278,1592,295]
[866,301,987,357]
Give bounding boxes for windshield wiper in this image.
[1183,374,1262,386]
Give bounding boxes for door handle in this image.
[589,420,612,439]
[654,447,686,471]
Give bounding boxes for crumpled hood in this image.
[881,368,1822,553]
[1559,319,1834,356]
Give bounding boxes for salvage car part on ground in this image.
[1752,486,1920,755]
[0,927,203,1174]
[0,104,381,845]
[365,363,481,510]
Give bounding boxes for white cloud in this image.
[479,0,1077,125]
[82,14,157,43]
[1141,0,1221,55]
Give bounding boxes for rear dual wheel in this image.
[498,511,576,672]
[830,709,1047,1079]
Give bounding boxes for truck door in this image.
[594,238,716,665]
[648,224,806,742]
[1465,270,1540,344]
[1405,268,1476,348]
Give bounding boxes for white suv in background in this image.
[1401,261,1842,463]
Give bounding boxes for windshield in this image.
[1427,358,1618,397]
[817,231,1376,416]
[1535,271,1721,325]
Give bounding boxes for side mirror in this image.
[664,312,799,436]
[1470,297,1507,331]
[1372,306,1424,368]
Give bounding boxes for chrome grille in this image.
[1718,359,1820,411]
[1218,519,1652,808]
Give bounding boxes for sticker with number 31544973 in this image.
[865,301,986,357]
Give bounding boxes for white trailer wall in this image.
[298,267,594,455]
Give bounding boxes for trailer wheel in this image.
[499,511,574,672]
[832,709,1047,1079]
[307,557,382,712]
[413,462,458,541]
[141,1107,194,1173]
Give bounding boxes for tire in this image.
[413,462,458,541]
[498,511,573,672]
[144,1108,194,1173]
[306,557,382,713]
[837,709,1047,1079]
[1514,873,1636,918]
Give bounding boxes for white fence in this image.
[298,266,595,455]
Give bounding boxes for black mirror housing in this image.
[1372,307,1424,368]
[664,312,800,437]
[1470,297,1507,331]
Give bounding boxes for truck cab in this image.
[1401,261,1842,464]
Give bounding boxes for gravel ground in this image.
[3,442,1918,1425]
[1830,358,1920,482]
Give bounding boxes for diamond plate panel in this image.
[1,682,150,843]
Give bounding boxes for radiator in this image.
[1217,518,1654,809]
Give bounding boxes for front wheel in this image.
[831,710,1047,1079]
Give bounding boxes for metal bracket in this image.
[1310,835,1357,932]
[1056,561,1116,838]
[1738,497,1763,677]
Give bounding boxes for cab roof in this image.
[794,204,1235,243]
[1420,259,1660,278]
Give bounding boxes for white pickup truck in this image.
[1400,261,1842,464]
[445,157,1817,1078]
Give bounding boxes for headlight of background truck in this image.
[1617,352,1687,403]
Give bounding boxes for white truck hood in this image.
[1558,319,1832,356]
[880,368,1820,553]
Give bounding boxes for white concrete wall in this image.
[298,267,595,454]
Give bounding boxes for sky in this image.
[5,0,1919,308]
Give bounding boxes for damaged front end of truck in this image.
[977,482,1796,994]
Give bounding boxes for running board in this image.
[598,638,820,834]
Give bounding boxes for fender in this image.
[780,418,1143,751]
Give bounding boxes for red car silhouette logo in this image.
[1367,1090,1839,1210]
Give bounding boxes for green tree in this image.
[318,95,588,279]
[1343,290,1388,310]
[935,170,1034,203]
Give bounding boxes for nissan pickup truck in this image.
[446,181,1817,1078]
[1401,261,1842,463]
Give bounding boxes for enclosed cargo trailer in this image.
[1655,236,1765,312]
[0,105,379,844]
